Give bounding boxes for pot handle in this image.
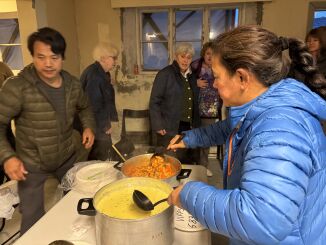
[77,198,96,216]
[176,169,192,180]
[113,161,123,171]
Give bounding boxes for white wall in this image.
[34,0,80,76]
[262,0,326,39]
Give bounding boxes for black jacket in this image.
[289,54,326,81]
[149,61,200,135]
[80,61,118,140]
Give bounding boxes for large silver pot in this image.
[78,177,174,245]
[113,153,191,187]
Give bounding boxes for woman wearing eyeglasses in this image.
[167,26,326,245]
[79,42,119,160]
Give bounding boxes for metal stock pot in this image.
[113,153,191,187]
[78,177,174,245]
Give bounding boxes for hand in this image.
[157,129,166,136]
[167,134,186,151]
[82,127,95,149]
[168,184,184,208]
[197,79,208,88]
[105,127,112,135]
[4,157,28,181]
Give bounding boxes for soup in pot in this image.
[96,185,169,219]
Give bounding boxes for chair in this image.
[111,109,154,161]
[121,109,152,146]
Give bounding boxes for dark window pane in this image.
[0,18,23,70]
[0,46,24,70]
[142,43,168,70]
[209,9,238,40]
[175,10,203,41]
[0,19,20,44]
[313,10,326,28]
[142,12,168,41]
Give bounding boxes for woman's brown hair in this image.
[200,41,213,58]
[212,25,326,99]
[305,27,326,59]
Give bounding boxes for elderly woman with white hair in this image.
[80,42,119,160]
[149,42,200,164]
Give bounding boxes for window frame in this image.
[0,17,23,73]
[136,4,242,74]
[307,1,326,31]
[138,8,171,73]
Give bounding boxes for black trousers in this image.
[88,138,113,161]
[18,153,76,235]
[155,121,199,164]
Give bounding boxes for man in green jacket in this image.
[0,27,95,234]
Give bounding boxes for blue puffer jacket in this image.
[181,79,326,245]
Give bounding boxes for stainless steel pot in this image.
[113,153,191,187]
[78,177,174,245]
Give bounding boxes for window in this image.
[209,9,239,40]
[312,10,326,28]
[308,2,326,31]
[141,11,169,70]
[139,7,239,72]
[175,10,203,59]
[0,18,23,71]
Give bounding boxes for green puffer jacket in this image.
[0,64,95,172]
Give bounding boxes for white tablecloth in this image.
[14,165,211,245]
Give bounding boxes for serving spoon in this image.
[149,134,184,165]
[133,189,168,211]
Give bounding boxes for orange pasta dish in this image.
[126,156,177,179]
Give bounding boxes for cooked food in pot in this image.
[96,185,169,219]
[125,156,177,179]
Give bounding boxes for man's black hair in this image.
[27,27,66,59]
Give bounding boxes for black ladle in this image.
[133,189,168,211]
[150,134,184,164]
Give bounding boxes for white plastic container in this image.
[174,207,206,231]
[74,162,121,195]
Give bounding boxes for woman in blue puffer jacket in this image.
[167,25,326,245]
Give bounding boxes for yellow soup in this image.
[96,186,169,219]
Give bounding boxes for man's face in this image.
[32,41,63,84]
[175,53,192,73]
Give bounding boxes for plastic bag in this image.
[0,186,19,219]
[59,160,122,196]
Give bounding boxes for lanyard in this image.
[226,92,266,177]
[227,121,242,176]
